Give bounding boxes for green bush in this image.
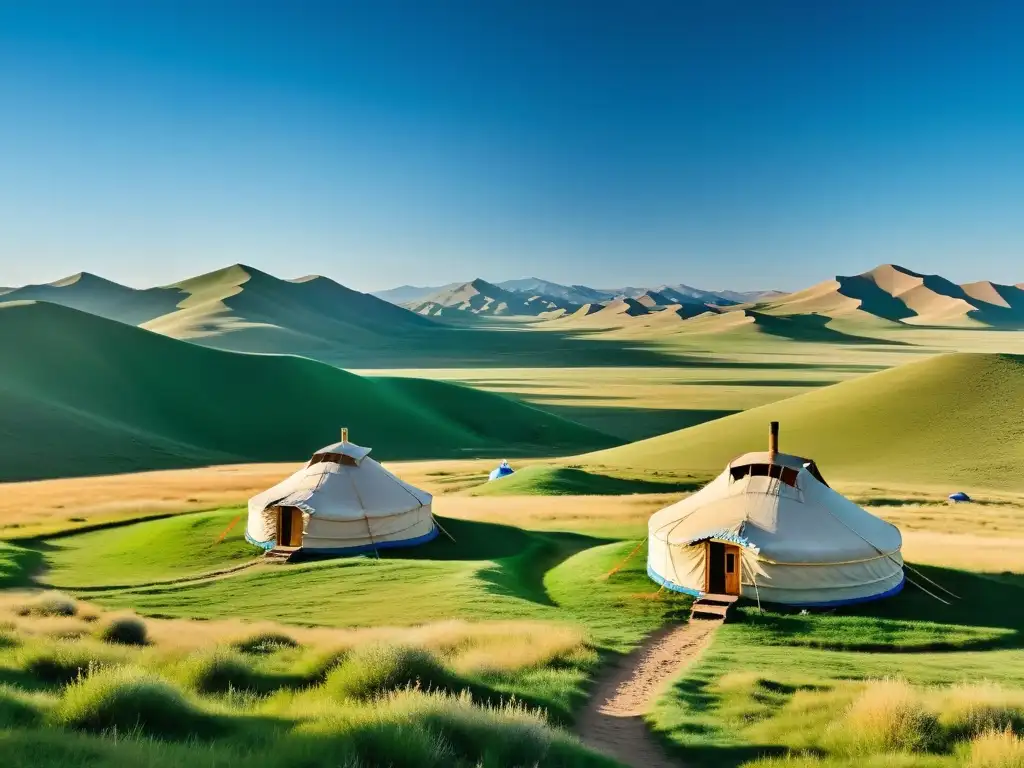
[178,650,260,694]
[52,666,224,741]
[21,645,119,686]
[233,631,299,655]
[324,645,463,700]
[96,615,148,646]
[16,592,77,618]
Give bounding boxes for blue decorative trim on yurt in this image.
[777,574,906,608]
[245,530,275,550]
[305,525,440,555]
[680,528,756,549]
[647,565,905,607]
[646,564,702,596]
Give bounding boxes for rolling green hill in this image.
[580,352,1024,490]
[0,272,181,324]
[144,264,434,354]
[0,302,617,482]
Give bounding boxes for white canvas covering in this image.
[648,451,903,607]
[246,440,436,553]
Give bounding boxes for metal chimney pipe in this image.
[769,421,779,463]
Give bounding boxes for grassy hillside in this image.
[470,466,700,496]
[0,272,181,324]
[581,352,1024,490]
[0,302,616,482]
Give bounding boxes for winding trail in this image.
[576,618,721,768]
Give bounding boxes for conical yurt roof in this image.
[248,440,432,522]
[649,453,900,563]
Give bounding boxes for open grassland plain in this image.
[0,460,1023,766]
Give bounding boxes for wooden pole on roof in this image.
[768,421,779,464]
[341,427,349,443]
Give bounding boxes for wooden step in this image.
[690,593,739,621]
[264,546,299,563]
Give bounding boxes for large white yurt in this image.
[647,422,903,607]
[246,432,437,554]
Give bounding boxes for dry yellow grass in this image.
[968,728,1024,767]
[0,592,584,675]
[0,458,506,538]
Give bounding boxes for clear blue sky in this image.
[1,0,1022,292]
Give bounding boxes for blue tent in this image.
[948,491,971,503]
[488,460,515,482]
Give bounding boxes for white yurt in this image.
[647,423,903,607]
[246,431,437,554]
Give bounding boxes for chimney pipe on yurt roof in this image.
[769,421,779,464]
[341,427,349,443]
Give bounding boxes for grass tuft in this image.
[52,666,224,741]
[232,631,299,655]
[96,615,148,646]
[20,643,123,686]
[823,679,943,755]
[324,645,462,700]
[967,727,1024,767]
[16,592,77,618]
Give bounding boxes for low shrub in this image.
[233,631,299,655]
[287,688,606,768]
[52,666,224,741]
[21,644,121,686]
[178,650,262,695]
[16,592,77,618]
[823,678,942,755]
[324,645,463,701]
[967,727,1024,767]
[937,683,1024,743]
[96,616,148,646]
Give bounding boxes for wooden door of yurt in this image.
[276,506,304,547]
[705,541,741,596]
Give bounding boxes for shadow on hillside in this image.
[654,672,791,767]
[518,403,739,441]
[738,564,1024,651]
[297,517,612,608]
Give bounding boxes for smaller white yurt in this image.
[246,431,436,554]
[647,422,903,607]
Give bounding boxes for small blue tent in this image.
[948,492,971,503]
[488,460,515,482]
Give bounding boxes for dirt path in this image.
[576,618,721,768]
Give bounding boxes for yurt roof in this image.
[249,443,431,522]
[309,440,373,464]
[649,464,900,565]
[729,451,808,470]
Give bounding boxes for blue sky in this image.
[1,0,1022,292]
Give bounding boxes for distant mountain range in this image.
[3,264,1022,363]
[405,278,571,317]
[373,278,781,310]
[541,264,1024,335]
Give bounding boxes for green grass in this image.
[0,618,617,767]
[648,564,1024,767]
[54,515,686,653]
[0,301,617,483]
[40,508,258,589]
[470,466,702,496]
[583,353,1024,490]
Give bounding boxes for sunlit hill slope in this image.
[0,301,617,482]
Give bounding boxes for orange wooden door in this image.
[287,507,304,546]
[723,545,741,595]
